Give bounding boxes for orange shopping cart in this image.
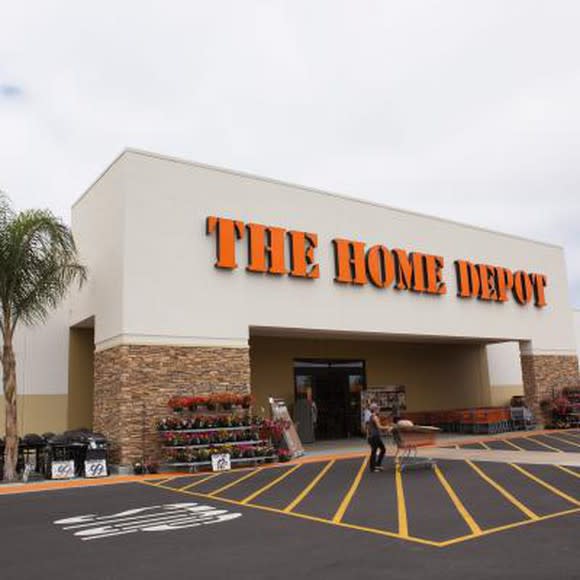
[391,425,440,471]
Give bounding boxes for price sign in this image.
[211,453,231,472]
[51,460,75,480]
[84,459,107,478]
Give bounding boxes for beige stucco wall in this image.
[250,335,491,416]
[0,395,68,436]
[70,150,576,358]
[67,328,95,430]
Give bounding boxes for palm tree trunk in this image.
[2,333,18,482]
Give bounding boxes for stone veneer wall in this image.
[94,345,250,464]
[520,354,580,422]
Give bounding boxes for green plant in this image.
[0,194,86,481]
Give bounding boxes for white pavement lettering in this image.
[54,503,242,541]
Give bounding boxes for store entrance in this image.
[294,359,366,440]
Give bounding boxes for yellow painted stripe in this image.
[465,460,538,520]
[283,460,335,513]
[479,441,491,450]
[208,468,262,497]
[555,465,580,479]
[179,472,220,491]
[395,467,409,537]
[241,465,301,505]
[433,465,482,535]
[140,478,440,547]
[510,464,580,506]
[438,506,580,548]
[545,433,580,449]
[502,438,525,451]
[526,436,563,453]
[141,477,580,549]
[332,458,369,523]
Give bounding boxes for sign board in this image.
[211,453,231,472]
[361,386,407,430]
[269,397,304,458]
[51,460,75,480]
[84,459,108,478]
[206,215,548,308]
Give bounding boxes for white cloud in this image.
[0,0,579,306]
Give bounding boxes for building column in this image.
[519,342,579,423]
[94,344,251,466]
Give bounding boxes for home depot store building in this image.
[4,149,580,465]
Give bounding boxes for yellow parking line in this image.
[479,441,491,450]
[241,465,301,505]
[208,468,262,497]
[332,458,368,523]
[395,467,409,537]
[140,474,580,549]
[526,436,563,453]
[179,472,220,491]
[433,465,482,535]
[140,479,440,546]
[465,460,538,520]
[510,464,580,506]
[438,506,580,548]
[283,460,335,513]
[555,465,580,479]
[502,438,525,451]
[153,477,177,486]
[544,433,580,449]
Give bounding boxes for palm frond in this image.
[0,199,86,337]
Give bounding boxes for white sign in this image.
[54,503,242,541]
[211,453,231,472]
[84,459,107,478]
[51,460,75,480]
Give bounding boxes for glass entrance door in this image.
[294,360,365,440]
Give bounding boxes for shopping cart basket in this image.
[391,425,440,471]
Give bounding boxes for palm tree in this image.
[0,193,86,481]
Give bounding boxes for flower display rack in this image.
[157,393,278,471]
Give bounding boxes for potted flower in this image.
[241,394,254,409]
[277,449,291,463]
[168,396,189,413]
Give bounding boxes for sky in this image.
[0,1,579,307]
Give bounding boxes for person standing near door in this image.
[366,403,388,472]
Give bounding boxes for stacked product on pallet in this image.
[157,393,283,470]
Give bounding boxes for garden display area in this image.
[156,393,290,471]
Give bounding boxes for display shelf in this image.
[167,456,278,468]
[158,426,258,433]
[169,408,251,416]
[163,439,267,449]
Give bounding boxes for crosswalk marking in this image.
[525,436,563,453]
[555,465,580,479]
[465,460,539,520]
[283,461,335,513]
[208,468,262,497]
[544,433,580,449]
[434,465,482,535]
[395,467,409,537]
[502,438,525,451]
[179,473,220,491]
[510,464,580,506]
[332,458,368,523]
[241,465,301,505]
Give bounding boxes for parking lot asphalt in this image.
[1,456,578,580]
[448,430,580,453]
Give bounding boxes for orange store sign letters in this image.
[206,216,548,308]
